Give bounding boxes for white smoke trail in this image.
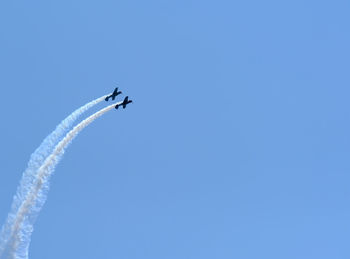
[0,94,111,259]
[3,102,119,259]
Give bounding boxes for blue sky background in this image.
[0,0,350,258]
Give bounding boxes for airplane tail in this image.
[115,105,119,109]
[105,96,109,101]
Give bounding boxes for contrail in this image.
[0,95,107,257]
[0,95,114,259]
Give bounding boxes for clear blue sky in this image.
[0,1,350,258]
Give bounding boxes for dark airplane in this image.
[105,87,122,101]
[115,96,133,109]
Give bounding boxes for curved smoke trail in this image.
[0,95,112,259]
[10,102,118,259]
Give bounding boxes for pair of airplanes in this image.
[105,87,132,109]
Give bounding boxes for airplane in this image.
[115,96,133,109]
[105,87,122,101]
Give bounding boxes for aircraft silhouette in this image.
[115,96,133,109]
[105,87,122,101]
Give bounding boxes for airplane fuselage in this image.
[105,88,122,101]
[115,100,132,109]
